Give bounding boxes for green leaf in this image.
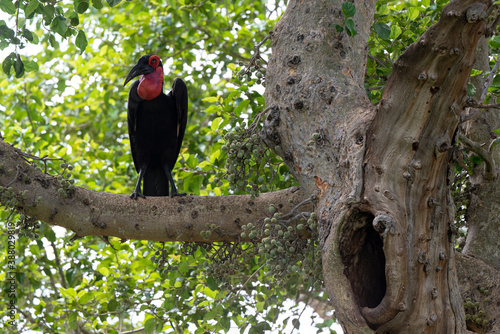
[334,24,344,33]
[493,128,500,135]
[345,18,357,37]
[68,312,78,330]
[2,55,12,75]
[92,0,103,9]
[45,228,56,242]
[14,55,24,78]
[211,117,223,131]
[467,82,476,97]
[234,99,250,117]
[50,15,68,37]
[70,15,79,27]
[207,276,218,291]
[76,30,87,54]
[40,3,55,23]
[0,0,17,15]
[97,266,109,276]
[24,0,40,17]
[470,155,483,164]
[59,287,77,298]
[203,96,219,103]
[108,299,117,311]
[390,25,402,39]
[144,318,156,334]
[21,27,33,42]
[106,0,122,7]
[220,316,230,332]
[78,292,94,305]
[470,69,483,77]
[204,104,220,115]
[76,1,89,14]
[407,7,420,20]
[342,2,356,18]
[373,22,391,40]
[0,24,15,39]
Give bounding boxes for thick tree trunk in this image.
[458,36,500,333]
[265,0,490,332]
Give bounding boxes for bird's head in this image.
[124,54,163,86]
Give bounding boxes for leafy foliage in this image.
[0,0,329,333]
[333,2,357,37]
[366,0,448,103]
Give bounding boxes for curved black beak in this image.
[124,62,154,86]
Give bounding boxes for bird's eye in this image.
[151,59,156,64]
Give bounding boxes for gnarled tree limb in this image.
[0,138,311,242]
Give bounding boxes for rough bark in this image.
[265,0,492,332]
[462,36,500,270]
[456,253,500,333]
[0,138,311,242]
[459,35,500,333]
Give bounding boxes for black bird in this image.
[124,54,188,199]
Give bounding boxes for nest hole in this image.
[340,209,386,308]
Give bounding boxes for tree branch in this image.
[458,133,497,180]
[0,139,312,243]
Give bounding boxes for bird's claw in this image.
[130,191,146,200]
[170,191,187,198]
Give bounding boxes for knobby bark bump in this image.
[265,0,490,332]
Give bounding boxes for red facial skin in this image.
[137,56,163,100]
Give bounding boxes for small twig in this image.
[367,55,389,69]
[239,33,271,77]
[249,34,271,66]
[51,241,68,289]
[460,110,478,123]
[467,101,500,109]
[277,191,318,221]
[13,147,66,174]
[462,56,500,122]
[231,263,266,301]
[121,328,146,334]
[5,165,22,187]
[244,106,275,135]
[459,133,496,180]
[290,296,311,334]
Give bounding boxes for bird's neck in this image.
[137,66,163,100]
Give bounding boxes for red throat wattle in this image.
[137,66,163,100]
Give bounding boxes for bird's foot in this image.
[170,191,187,198]
[130,191,146,200]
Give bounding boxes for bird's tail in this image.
[143,166,169,196]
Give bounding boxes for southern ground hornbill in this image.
[124,54,188,199]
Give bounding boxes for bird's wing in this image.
[171,78,188,160]
[127,80,141,173]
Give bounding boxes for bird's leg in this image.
[130,166,147,200]
[164,166,186,197]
